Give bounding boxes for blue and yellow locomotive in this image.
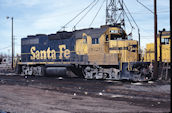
[17,25,151,81]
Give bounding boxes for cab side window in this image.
[83,35,87,43]
[161,38,169,45]
[92,38,99,44]
[106,35,109,41]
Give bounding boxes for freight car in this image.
[17,25,152,81]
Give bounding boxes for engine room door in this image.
[104,34,109,53]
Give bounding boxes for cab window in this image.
[110,34,122,40]
[92,38,99,44]
[161,38,169,44]
[106,35,109,41]
[83,35,87,43]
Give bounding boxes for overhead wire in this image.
[59,0,97,31]
[0,46,11,51]
[126,11,169,15]
[123,10,134,30]
[73,0,100,30]
[122,1,142,48]
[136,0,154,14]
[123,1,139,31]
[89,0,106,28]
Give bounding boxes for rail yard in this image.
[0,73,170,113]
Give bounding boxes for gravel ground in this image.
[0,74,171,113]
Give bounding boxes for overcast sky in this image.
[0,0,170,55]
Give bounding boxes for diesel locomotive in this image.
[144,31,171,63]
[17,24,152,81]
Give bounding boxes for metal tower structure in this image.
[106,0,125,27]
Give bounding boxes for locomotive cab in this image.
[75,25,139,64]
[105,27,139,63]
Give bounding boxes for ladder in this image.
[160,62,170,80]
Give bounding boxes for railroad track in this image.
[0,75,170,103]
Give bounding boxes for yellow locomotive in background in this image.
[144,31,171,62]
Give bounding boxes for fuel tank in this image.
[45,67,67,76]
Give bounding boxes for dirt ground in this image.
[0,75,171,113]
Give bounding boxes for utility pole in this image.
[159,28,166,63]
[159,30,162,62]
[153,0,158,80]
[170,0,172,78]
[12,17,14,69]
[6,16,14,69]
[136,0,158,79]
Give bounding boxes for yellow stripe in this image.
[18,62,72,65]
[21,51,76,55]
[21,53,31,55]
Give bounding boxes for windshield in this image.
[110,34,123,40]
